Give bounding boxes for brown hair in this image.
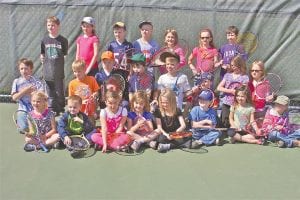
[226,26,239,35]
[232,85,253,110]
[231,55,247,75]
[105,90,122,102]
[46,16,60,25]
[130,91,150,112]
[72,59,86,71]
[199,28,215,48]
[18,58,33,70]
[164,29,179,46]
[68,95,82,105]
[159,88,177,116]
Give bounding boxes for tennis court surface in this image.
[1,103,299,200]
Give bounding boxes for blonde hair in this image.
[47,16,60,25]
[159,89,177,116]
[250,60,266,79]
[130,91,150,112]
[68,95,82,105]
[231,55,247,75]
[105,90,122,102]
[164,29,179,46]
[31,91,48,108]
[72,59,86,71]
[199,28,215,48]
[232,85,252,111]
[18,58,33,70]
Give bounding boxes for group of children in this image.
[11,16,300,154]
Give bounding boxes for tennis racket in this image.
[13,110,49,152]
[117,48,137,71]
[226,81,243,96]
[84,96,97,117]
[66,134,96,158]
[254,73,282,100]
[237,31,259,57]
[105,73,126,95]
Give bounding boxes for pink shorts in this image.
[91,132,131,150]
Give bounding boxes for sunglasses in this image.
[200,37,210,40]
[251,70,263,72]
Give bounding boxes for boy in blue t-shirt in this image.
[189,90,222,147]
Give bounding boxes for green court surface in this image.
[0,103,299,200]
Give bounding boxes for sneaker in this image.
[131,141,142,152]
[157,143,170,153]
[53,140,64,149]
[215,138,221,146]
[229,136,236,144]
[191,140,203,149]
[24,143,36,152]
[277,140,285,148]
[148,141,157,150]
[292,140,300,147]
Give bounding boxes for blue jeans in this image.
[192,128,221,145]
[17,111,29,133]
[268,129,300,148]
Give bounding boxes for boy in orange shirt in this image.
[68,59,100,125]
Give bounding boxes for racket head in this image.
[237,31,259,55]
[13,110,30,134]
[150,47,169,67]
[169,131,192,140]
[106,73,126,95]
[264,73,282,94]
[67,135,90,151]
[199,59,215,73]
[255,81,270,99]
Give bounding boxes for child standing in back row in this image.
[219,26,247,79]
[41,16,68,116]
[76,17,99,76]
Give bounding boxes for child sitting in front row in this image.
[127,91,159,152]
[153,89,188,153]
[189,90,222,148]
[228,86,262,144]
[91,91,131,153]
[57,95,97,153]
[263,96,300,148]
[24,91,59,152]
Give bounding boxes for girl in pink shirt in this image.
[76,17,100,76]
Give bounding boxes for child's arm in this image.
[155,118,170,139]
[229,111,237,129]
[45,115,57,138]
[100,116,107,153]
[175,115,186,132]
[11,85,35,101]
[57,114,72,146]
[192,119,214,129]
[85,42,99,75]
[188,53,197,75]
[116,116,127,133]
[76,43,80,60]
[216,79,235,95]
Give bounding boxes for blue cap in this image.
[198,90,213,101]
[195,72,213,85]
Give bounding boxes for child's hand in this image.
[203,119,213,126]
[266,93,274,102]
[102,143,107,153]
[73,116,83,124]
[64,136,72,146]
[274,125,283,131]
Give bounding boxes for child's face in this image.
[165,32,176,47]
[250,64,264,81]
[132,63,146,74]
[19,63,32,79]
[199,31,212,46]
[81,23,94,35]
[67,100,81,115]
[47,21,59,35]
[133,100,145,113]
[31,96,47,112]
[231,63,241,74]
[73,68,86,80]
[113,28,126,42]
[140,24,153,39]
[274,103,288,115]
[102,59,114,71]
[160,96,170,111]
[106,97,120,113]
[200,79,212,89]
[198,99,211,111]
[226,32,237,43]
[165,57,179,75]
[236,91,247,105]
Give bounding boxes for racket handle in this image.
[40,143,49,152]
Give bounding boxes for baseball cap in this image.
[113,22,126,30]
[198,90,214,101]
[274,95,290,105]
[139,21,153,28]
[128,53,146,63]
[195,72,214,85]
[159,51,180,63]
[101,51,114,61]
[81,17,95,26]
